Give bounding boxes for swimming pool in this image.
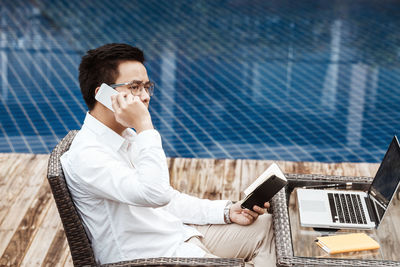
[1,0,400,162]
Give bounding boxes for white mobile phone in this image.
[95,83,119,112]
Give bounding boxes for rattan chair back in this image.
[47,130,97,266]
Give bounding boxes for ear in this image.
[94,86,100,95]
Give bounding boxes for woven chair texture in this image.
[47,130,244,267]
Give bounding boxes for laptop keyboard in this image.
[328,193,367,224]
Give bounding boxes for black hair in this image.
[78,43,145,110]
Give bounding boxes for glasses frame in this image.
[109,80,155,96]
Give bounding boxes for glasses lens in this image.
[128,81,140,92]
[145,82,155,96]
[127,81,154,96]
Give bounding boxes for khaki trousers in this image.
[186,214,276,267]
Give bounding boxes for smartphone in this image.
[95,83,119,112]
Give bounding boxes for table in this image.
[270,173,400,266]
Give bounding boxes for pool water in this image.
[1,0,400,162]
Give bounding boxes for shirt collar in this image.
[82,112,137,152]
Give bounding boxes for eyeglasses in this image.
[110,80,155,96]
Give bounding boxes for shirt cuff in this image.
[136,129,162,151]
[207,200,231,224]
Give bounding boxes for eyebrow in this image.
[131,80,150,84]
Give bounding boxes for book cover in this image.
[241,163,287,211]
[315,233,380,254]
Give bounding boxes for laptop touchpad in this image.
[301,200,326,212]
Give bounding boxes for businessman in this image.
[60,43,276,266]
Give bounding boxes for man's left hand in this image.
[230,202,270,226]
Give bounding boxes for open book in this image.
[241,163,287,211]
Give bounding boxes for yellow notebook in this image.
[315,233,380,254]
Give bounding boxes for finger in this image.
[242,211,255,223]
[252,205,265,215]
[243,208,259,219]
[132,95,143,104]
[264,202,270,209]
[116,93,128,109]
[125,93,134,104]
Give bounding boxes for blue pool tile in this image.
[1,0,400,163]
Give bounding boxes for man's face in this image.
[113,61,151,108]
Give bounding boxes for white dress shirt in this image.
[60,113,228,264]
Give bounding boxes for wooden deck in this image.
[0,153,382,266]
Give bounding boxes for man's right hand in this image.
[111,92,154,133]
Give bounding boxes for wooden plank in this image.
[43,226,71,267]
[221,159,242,201]
[0,154,24,226]
[0,154,45,224]
[208,159,225,200]
[169,157,195,193]
[280,161,379,177]
[169,158,222,199]
[0,153,21,178]
[0,179,52,266]
[63,254,73,267]
[375,194,400,261]
[0,154,48,210]
[19,202,61,266]
[390,193,400,238]
[0,155,49,257]
[169,157,192,192]
[191,158,218,199]
[169,158,242,200]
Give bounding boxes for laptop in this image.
[297,136,400,229]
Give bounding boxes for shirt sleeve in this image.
[63,130,174,207]
[161,189,229,225]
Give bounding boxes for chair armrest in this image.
[100,257,244,267]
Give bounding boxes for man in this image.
[60,43,276,266]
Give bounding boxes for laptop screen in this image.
[369,136,400,209]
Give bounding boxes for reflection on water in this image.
[0,0,399,162]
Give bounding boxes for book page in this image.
[244,163,286,196]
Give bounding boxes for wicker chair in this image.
[47,130,244,267]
